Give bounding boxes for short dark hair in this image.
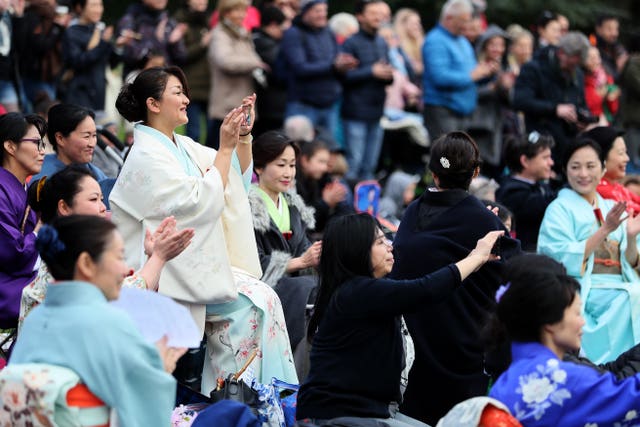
[0,113,47,164]
[37,215,117,281]
[47,104,95,152]
[596,13,618,28]
[116,66,190,123]
[253,130,300,171]
[260,5,286,26]
[537,10,558,29]
[299,138,329,159]
[354,0,385,15]
[29,165,97,224]
[307,213,380,342]
[504,132,555,173]
[428,131,481,190]
[489,254,581,344]
[563,138,603,171]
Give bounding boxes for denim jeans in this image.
[285,100,341,139]
[22,78,56,112]
[344,119,384,182]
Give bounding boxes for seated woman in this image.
[11,215,180,426]
[0,112,46,330]
[19,165,194,328]
[249,131,321,351]
[584,126,640,214]
[489,253,640,426]
[296,213,502,426]
[538,138,640,363]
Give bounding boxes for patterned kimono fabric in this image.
[538,189,640,363]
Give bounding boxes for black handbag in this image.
[209,374,260,415]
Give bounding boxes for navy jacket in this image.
[279,19,341,108]
[340,29,391,121]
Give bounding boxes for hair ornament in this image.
[440,157,451,169]
[36,225,66,259]
[495,282,511,303]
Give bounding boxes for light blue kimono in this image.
[10,281,176,427]
[490,342,640,427]
[538,188,640,363]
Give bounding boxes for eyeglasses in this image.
[20,137,46,151]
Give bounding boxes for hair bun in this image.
[36,225,66,260]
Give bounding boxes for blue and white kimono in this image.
[490,342,640,427]
[538,189,640,363]
[10,281,176,427]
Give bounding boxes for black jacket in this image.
[253,29,287,121]
[496,176,558,252]
[513,46,587,168]
[341,29,391,121]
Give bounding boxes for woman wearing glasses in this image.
[496,131,558,251]
[0,112,47,330]
[538,138,640,364]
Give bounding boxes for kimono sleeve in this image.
[0,192,38,272]
[537,199,587,277]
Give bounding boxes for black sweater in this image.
[296,265,461,420]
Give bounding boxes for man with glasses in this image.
[513,31,591,173]
[496,131,558,251]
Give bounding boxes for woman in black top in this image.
[296,213,502,426]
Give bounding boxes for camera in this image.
[577,108,599,125]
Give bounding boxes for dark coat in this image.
[173,8,210,103]
[340,29,391,121]
[61,23,113,110]
[496,176,558,252]
[252,28,287,122]
[390,189,520,425]
[279,18,342,108]
[513,46,587,168]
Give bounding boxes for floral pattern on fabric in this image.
[514,359,571,421]
[582,410,640,427]
[0,367,55,426]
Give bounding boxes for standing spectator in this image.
[209,0,260,32]
[594,14,628,79]
[328,12,358,45]
[619,34,640,170]
[0,113,47,330]
[534,10,561,52]
[174,0,213,143]
[393,8,424,82]
[252,5,289,136]
[279,0,357,137]
[116,0,187,80]
[341,0,393,182]
[506,25,533,78]
[496,132,557,251]
[61,0,118,116]
[206,0,263,149]
[583,46,619,125]
[0,0,24,112]
[513,32,591,173]
[19,0,68,108]
[421,0,498,140]
[391,132,520,424]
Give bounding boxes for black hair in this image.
[487,254,581,347]
[36,215,117,281]
[71,0,87,11]
[29,165,97,224]
[537,10,558,29]
[596,13,618,28]
[503,132,555,173]
[46,104,95,152]
[253,130,300,171]
[428,131,481,190]
[116,66,190,123]
[307,213,380,342]
[299,138,329,159]
[260,5,286,26]
[354,0,385,15]
[0,113,47,164]
[562,137,604,171]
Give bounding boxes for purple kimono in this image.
[0,168,38,329]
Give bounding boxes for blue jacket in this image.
[422,24,477,115]
[340,29,391,121]
[279,19,341,108]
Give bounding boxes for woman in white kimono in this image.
[109,66,297,393]
[538,138,640,363]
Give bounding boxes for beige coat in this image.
[208,21,262,120]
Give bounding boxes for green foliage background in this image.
[103,1,638,42]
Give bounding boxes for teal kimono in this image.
[10,281,176,427]
[538,189,640,363]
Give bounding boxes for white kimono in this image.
[109,125,261,331]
